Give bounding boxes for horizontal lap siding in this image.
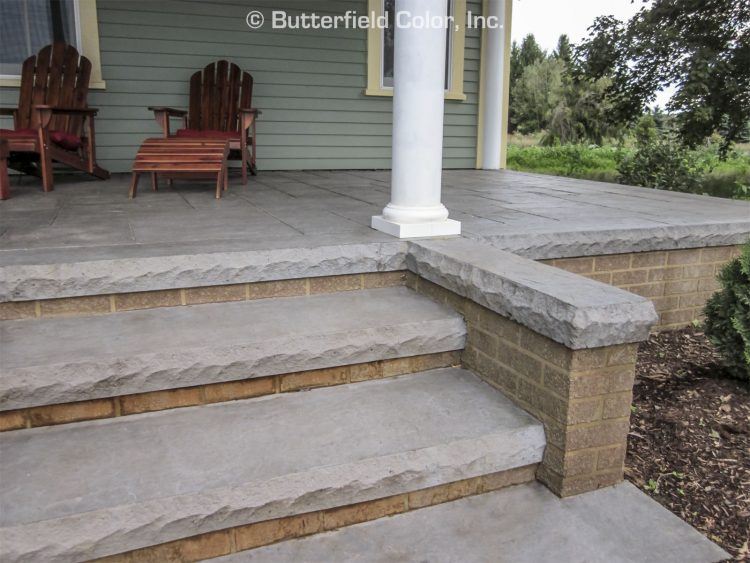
[0,0,481,172]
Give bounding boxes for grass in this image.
[506,134,750,199]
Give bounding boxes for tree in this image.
[509,34,547,133]
[508,40,522,132]
[543,76,622,145]
[553,34,572,65]
[576,0,750,155]
[511,57,565,134]
[518,34,545,68]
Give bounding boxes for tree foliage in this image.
[517,33,545,68]
[509,33,622,145]
[576,0,750,154]
[511,57,564,134]
[553,34,573,64]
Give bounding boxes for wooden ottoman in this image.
[129,138,230,199]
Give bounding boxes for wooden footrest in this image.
[130,138,229,199]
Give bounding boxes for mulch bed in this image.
[626,327,750,561]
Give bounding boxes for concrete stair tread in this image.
[0,286,466,410]
[213,481,729,563]
[0,368,545,562]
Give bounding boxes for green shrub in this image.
[703,242,750,380]
[616,129,712,193]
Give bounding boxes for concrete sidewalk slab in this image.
[215,481,728,563]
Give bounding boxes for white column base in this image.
[371,215,461,239]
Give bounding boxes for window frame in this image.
[0,0,106,89]
[365,0,466,101]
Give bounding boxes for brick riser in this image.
[0,351,459,432]
[93,464,538,563]
[0,271,407,321]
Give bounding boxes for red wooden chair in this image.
[149,61,259,185]
[0,43,109,196]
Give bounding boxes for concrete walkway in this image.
[1,170,747,266]
[213,481,728,563]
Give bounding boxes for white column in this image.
[480,0,506,169]
[371,0,461,238]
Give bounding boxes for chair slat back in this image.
[187,61,252,133]
[16,43,91,136]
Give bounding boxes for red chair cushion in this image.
[50,130,82,151]
[175,128,239,141]
[0,128,82,150]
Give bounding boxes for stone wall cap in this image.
[407,239,659,349]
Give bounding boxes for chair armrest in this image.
[239,108,260,131]
[148,106,188,117]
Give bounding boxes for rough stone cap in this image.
[406,239,658,349]
[0,240,408,302]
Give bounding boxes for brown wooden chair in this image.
[149,60,259,185]
[0,43,109,194]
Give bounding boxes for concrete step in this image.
[214,482,729,563]
[0,368,545,562]
[0,286,465,411]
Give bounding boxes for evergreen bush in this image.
[704,242,750,380]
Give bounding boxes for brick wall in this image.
[541,245,741,330]
[409,274,638,497]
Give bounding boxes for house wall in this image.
[0,0,482,173]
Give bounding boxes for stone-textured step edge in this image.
[93,465,538,563]
[3,219,748,304]
[0,351,460,431]
[472,221,750,260]
[0,369,546,562]
[0,270,408,322]
[0,240,408,301]
[218,481,728,563]
[407,238,658,349]
[0,286,465,411]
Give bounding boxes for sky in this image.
[511,0,643,53]
[510,0,675,107]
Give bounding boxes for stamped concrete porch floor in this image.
[1,169,748,268]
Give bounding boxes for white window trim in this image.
[0,0,106,89]
[365,0,467,101]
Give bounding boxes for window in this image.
[1,0,79,76]
[366,0,466,100]
[0,0,105,88]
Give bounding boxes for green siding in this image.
[0,0,481,172]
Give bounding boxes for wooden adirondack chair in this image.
[0,43,109,196]
[149,60,259,185]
